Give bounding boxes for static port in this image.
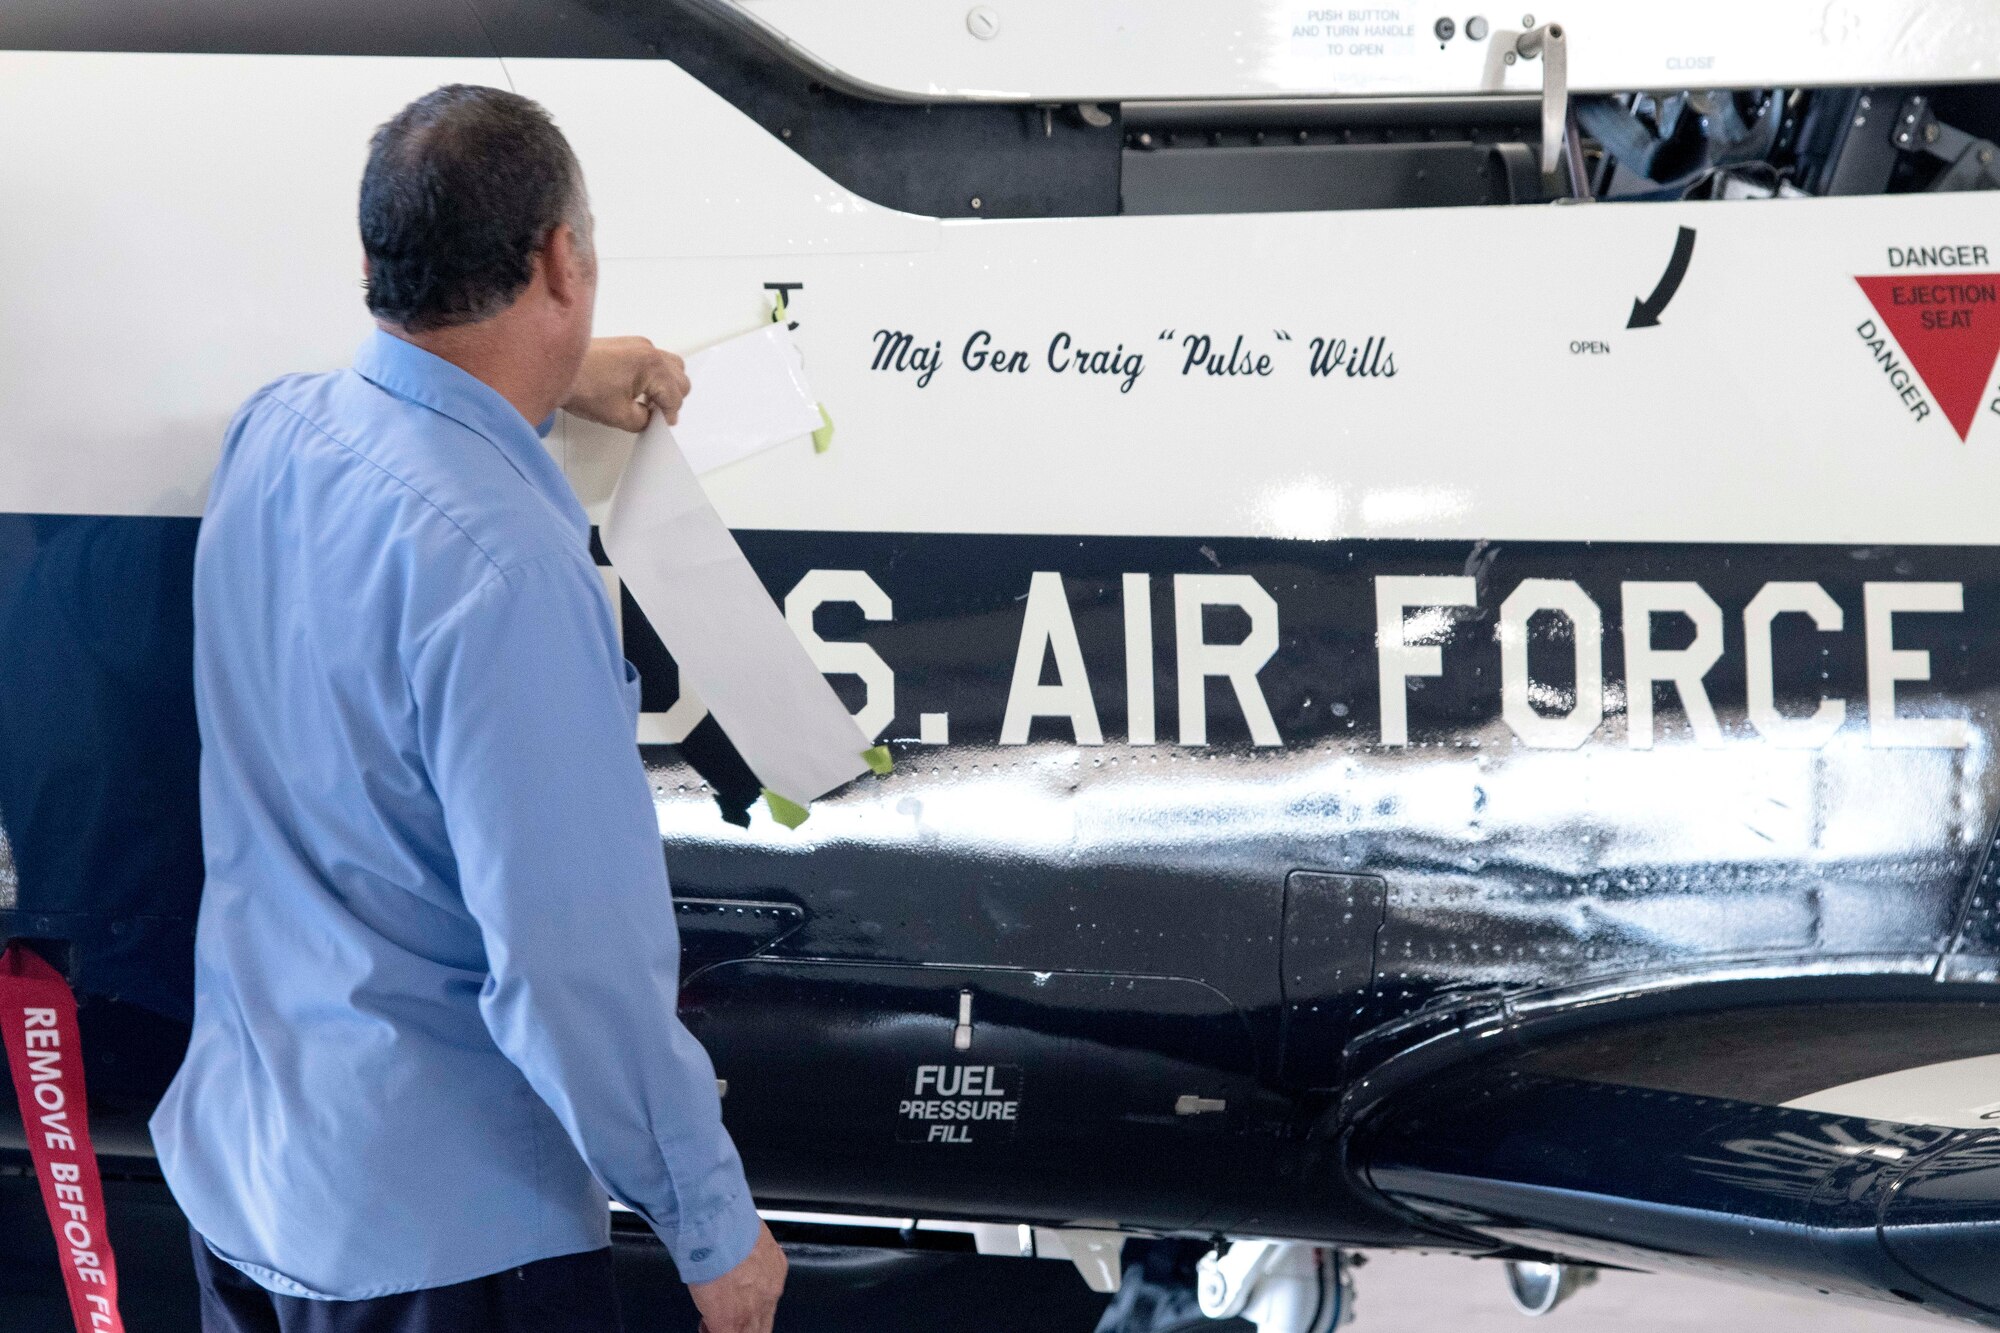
[1434,16,1456,39]
[1466,15,1490,39]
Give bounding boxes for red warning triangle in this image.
[1856,274,2000,441]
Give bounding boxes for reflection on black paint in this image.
[1,512,1999,1286]
[0,515,200,1101]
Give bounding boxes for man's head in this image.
[361,86,596,411]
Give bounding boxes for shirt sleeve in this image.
[410,551,760,1285]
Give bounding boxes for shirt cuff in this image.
[650,1188,762,1285]
[535,411,558,439]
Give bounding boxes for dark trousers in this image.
[191,1230,625,1333]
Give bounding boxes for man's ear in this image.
[542,223,588,309]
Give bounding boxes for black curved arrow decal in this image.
[1628,226,1697,329]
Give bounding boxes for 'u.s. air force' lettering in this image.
[597,552,1973,753]
[1379,576,1968,750]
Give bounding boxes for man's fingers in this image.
[694,1317,754,1333]
[643,368,689,409]
[640,370,689,429]
[610,398,651,433]
[564,337,693,434]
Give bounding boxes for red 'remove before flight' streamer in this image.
[0,943,126,1333]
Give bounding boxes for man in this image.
[148,85,787,1333]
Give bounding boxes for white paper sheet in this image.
[668,323,824,475]
[602,413,871,807]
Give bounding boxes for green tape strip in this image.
[861,744,892,776]
[811,404,834,454]
[770,291,787,324]
[762,789,809,829]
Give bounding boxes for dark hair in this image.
[359,85,586,332]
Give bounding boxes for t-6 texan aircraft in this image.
[4,2,2000,1329]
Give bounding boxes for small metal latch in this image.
[1175,1095,1227,1116]
[953,989,974,1051]
[1514,22,1569,177]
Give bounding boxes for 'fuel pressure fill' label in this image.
[897,1065,1022,1144]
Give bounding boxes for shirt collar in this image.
[352,329,586,543]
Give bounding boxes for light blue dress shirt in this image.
[149,330,760,1300]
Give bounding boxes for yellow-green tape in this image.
[811,404,834,454]
[861,745,892,776]
[770,291,787,324]
[762,789,809,829]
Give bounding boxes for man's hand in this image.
[688,1223,787,1333]
[563,336,692,431]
